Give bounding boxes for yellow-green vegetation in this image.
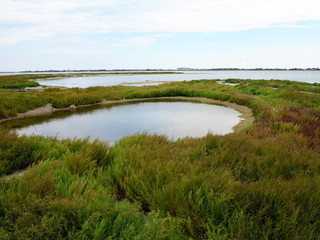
[0,75,320,239]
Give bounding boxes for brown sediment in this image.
[0,97,254,132]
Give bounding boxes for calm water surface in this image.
[36,71,320,88]
[13,101,243,143]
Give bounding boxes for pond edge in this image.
[0,96,254,133]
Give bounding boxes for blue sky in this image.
[1,0,320,71]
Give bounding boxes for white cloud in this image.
[52,47,113,55]
[1,0,320,45]
[0,26,53,45]
[197,43,216,48]
[111,34,169,47]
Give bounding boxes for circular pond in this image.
[11,100,244,143]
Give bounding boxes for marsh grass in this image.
[104,132,320,239]
[0,131,187,239]
[0,76,320,239]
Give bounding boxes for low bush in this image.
[1,76,320,239]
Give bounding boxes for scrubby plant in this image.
[0,75,320,239]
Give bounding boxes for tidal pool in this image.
[10,100,244,143]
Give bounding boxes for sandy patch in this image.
[299,90,317,95]
[216,81,240,86]
[5,170,25,180]
[23,85,67,91]
[121,80,176,85]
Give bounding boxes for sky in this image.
[1,0,320,71]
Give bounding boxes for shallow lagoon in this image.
[37,70,320,88]
[11,100,243,143]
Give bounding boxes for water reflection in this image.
[9,100,243,143]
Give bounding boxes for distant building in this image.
[177,67,193,71]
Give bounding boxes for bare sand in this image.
[0,97,254,132]
[216,81,240,86]
[121,80,176,85]
[23,85,67,91]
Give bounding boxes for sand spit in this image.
[121,80,176,85]
[0,97,254,132]
[24,85,67,91]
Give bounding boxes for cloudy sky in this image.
[1,0,320,71]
